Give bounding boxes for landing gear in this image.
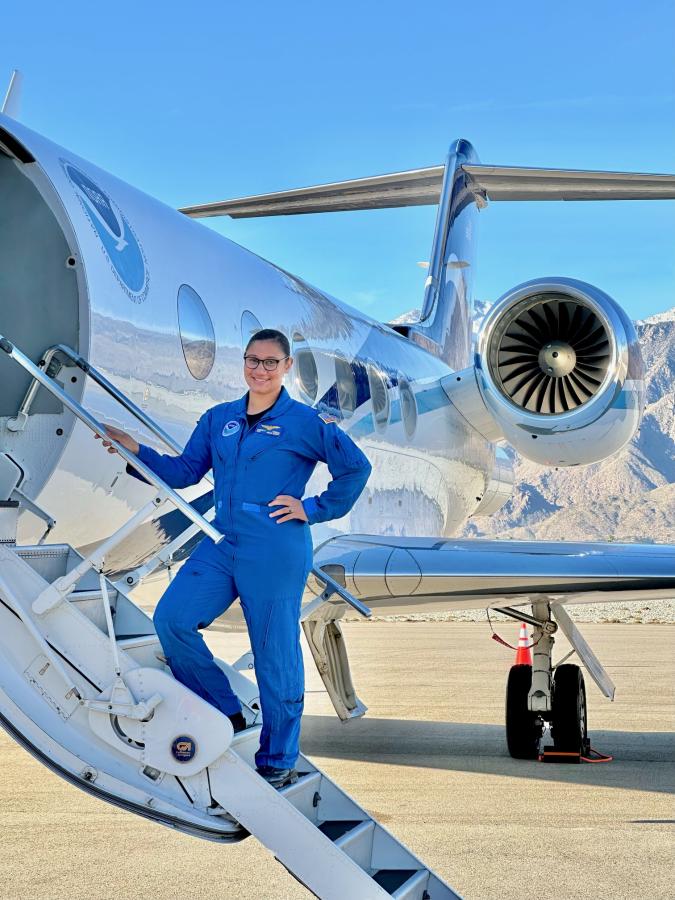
[502,601,592,760]
[551,664,587,753]
[504,617,589,760]
[505,664,543,759]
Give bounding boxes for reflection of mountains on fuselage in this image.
[91,313,242,401]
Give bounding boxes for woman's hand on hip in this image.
[268,495,309,524]
[94,424,140,456]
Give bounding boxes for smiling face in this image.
[243,338,293,405]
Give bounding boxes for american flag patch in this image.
[318,412,338,424]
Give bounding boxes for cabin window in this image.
[335,354,357,417]
[292,333,319,403]
[177,285,216,380]
[241,310,264,348]
[368,364,390,431]
[399,377,417,438]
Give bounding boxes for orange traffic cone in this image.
[515,623,532,665]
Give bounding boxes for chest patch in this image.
[222,420,241,437]
[255,423,282,437]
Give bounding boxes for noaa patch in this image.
[222,420,241,437]
[171,735,197,763]
[255,423,281,436]
[61,160,149,303]
[318,412,338,424]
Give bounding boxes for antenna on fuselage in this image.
[2,69,23,119]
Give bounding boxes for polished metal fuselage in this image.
[0,115,495,560]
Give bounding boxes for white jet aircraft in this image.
[1,71,674,898]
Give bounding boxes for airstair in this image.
[0,335,461,900]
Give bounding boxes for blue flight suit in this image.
[130,386,371,769]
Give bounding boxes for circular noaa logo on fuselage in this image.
[61,160,149,303]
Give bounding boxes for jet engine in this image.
[446,277,644,466]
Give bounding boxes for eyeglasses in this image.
[244,355,289,371]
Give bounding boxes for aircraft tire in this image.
[551,664,587,752]
[505,664,542,759]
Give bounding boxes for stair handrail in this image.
[8,340,217,578]
[0,336,223,552]
[9,342,212,476]
[310,565,371,618]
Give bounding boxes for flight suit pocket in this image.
[333,432,366,471]
[248,440,288,461]
[261,603,274,650]
[245,443,300,501]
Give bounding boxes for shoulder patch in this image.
[318,412,339,424]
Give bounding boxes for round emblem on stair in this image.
[171,735,197,763]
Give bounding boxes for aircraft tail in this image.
[394,139,480,370]
[179,142,675,371]
[1,70,23,119]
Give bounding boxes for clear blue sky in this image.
[3,1,674,322]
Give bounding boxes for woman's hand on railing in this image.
[95,425,140,456]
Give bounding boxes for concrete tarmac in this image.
[1,622,673,900]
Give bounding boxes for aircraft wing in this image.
[308,535,675,612]
[180,165,675,218]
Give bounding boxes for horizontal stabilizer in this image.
[180,164,675,219]
[180,167,444,218]
[463,164,675,201]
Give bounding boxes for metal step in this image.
[374,869,422,896]
[67,588,110,632]
[117,634,159,649]
[211,743,461,899]
[333,819,375,870]
[390,869,432,900]
[318,819,365,841]
[69,589,104,602]
[115,634,163,667]
[274,770,319,820]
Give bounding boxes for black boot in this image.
[228,711,247,733]
[256,765,298,789]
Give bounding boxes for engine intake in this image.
[446,277,644,467]
[490,295,611,415]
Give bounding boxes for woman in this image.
[98,329,371,788]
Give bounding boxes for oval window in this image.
[177,285,216,380]
[241,310,263,349]
[368,364,390,432]
[399,377,417,438]
[335,354,357,417]
[292,333,319,403]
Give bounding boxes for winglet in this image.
[2,69,23,119]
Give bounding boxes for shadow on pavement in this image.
[300,714,675,793]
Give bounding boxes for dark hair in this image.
[245,328,291,357]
